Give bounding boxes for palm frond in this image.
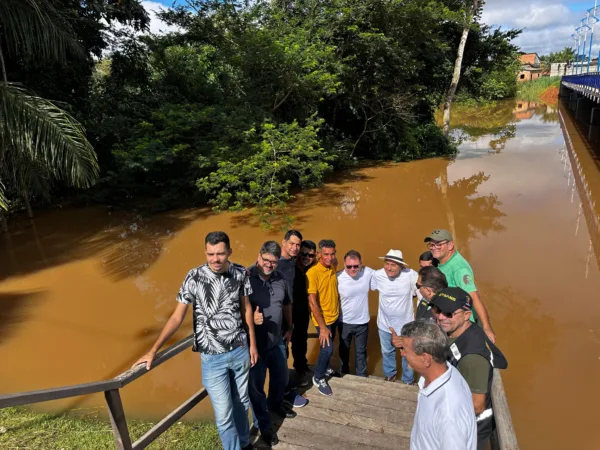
[0,179,7,210]
[0,0,84,62]
[0,83,99,188]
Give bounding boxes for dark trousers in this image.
[249,342,289,432]
[291,306,309,373]
[338,322,369,377]
[314,320,338,380]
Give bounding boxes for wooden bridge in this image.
[0,334,518,450]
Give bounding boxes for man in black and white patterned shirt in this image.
[134,231,258,450]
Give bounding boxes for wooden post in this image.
[491,369,519,450]
[105,389,133,450]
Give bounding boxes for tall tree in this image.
[0,0,99,215]
[442,0,481,137]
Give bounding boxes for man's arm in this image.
[240,295,258,366]
[133,302,189,370]
[282,303,293,343]
[308,293,330,347]
[470,291,495,343]
[472,393,487,416]
[457,354,490,415]
[439,418,474,450]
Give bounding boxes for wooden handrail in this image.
[0,334,197,450]
[0,334,194,408]
[490,369,519,450]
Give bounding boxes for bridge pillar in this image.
[569,92,580,112]
[560,83,571,99]
[576,97,593,123]
[589,108,600,142]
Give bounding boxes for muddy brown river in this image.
[1,99,599,449]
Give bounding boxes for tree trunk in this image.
[442,0,478,137]
[24,189,34,218]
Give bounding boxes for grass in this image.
[0,407,221,449]
[517,76,561,101]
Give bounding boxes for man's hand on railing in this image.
[133,351,157,371]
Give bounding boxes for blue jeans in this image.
[314,320,338,380]
[338,322,369,377]
[201,345,251,450]
[249,341,289,431]
[378,328,414,384]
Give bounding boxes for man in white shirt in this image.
[371,249,418,383]
[337,250,373,377]
[399,320,476,450]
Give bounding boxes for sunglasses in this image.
[427,240,449,249]
[416,282,428,290]
[431,305,465,318]
[346,265,360,269]
[301,252,316,258]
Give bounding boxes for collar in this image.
[439,250,459,267]
[315,261,333,272]
[418,362,453,397]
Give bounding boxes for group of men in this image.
[134,227,508,450]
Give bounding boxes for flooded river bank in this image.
[1,99,599,449]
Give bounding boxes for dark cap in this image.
[430,287,472,313]
[424,229,453,243]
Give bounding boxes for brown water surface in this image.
[1,99,599,449]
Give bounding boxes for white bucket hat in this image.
[378,249,409,266]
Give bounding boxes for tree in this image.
[442,0,481,137]
[0,0,99,216]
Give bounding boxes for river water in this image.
[1,99,599,449]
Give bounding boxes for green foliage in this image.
[198,116,334,210]
[517,76,561,102]
[540,47,575,64]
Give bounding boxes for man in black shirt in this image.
[415,266,448,320]
[248,241,296,447]
[278,230,311,382]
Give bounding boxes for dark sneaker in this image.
[241,444,256,450]
[284,390,309,408]
[325,367,342,378]
[273,406,297,419]
[261,429,279,446]
[313,376,333,396]
[384,375,397,382]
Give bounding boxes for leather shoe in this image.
[262,429,279,446]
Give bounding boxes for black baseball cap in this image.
[430,287,472,313]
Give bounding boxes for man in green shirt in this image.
[423,229,496,343]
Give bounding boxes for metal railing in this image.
[0,335,203,450]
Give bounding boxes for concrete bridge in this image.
[561,74,600,141]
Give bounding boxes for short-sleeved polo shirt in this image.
[306,262,339,326]
[337,267,373,325]
[439,251,477,323]
[371,268,418,334]
[247,266,291,351]
[411,363,477,450]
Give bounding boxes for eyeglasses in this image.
[416,282,428,290]
[260,254,279,267]
[431,305,463,318]
[427,240,448,249]
[346,265,360,269]
[301,252,316,258]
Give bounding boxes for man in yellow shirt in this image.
[306,239,339,396]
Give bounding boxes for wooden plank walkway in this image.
[251,374,418,449]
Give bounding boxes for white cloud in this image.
[141,1,180,34]
[481,0,583,54]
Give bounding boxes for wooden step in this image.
[273,414,410,450]
[304,384,416,413]
[327,376,418,402]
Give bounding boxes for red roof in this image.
[519,54,539,65]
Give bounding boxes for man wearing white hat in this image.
[371,249,418,384]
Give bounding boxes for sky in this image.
[146,0,599,55]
